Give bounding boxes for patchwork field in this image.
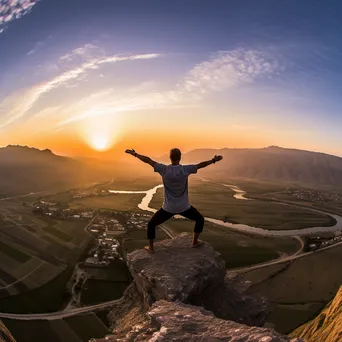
[0,176,337,319]
[0,198,92,310]
[150,179,335,230]
[123,228,170,253]
[70,193,145,212]
[241,244,342,334]
[225,178,342,216]
[3,313,110,342]
[81,259,131,305]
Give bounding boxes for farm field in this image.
[70,193,145,212]
[3,313,110,342]
[241,244,342,334]
[0,198,92,312]
[81,259,131,305]
[224,178,342,216]
[123,228,170,253]
[81,279,128,305]
[0,265,74,313]
[150,179,335,230]
[103,176,160,191]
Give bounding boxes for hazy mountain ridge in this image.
[2,145,342,196]
[0,145,108,196]
[181,146,342,186]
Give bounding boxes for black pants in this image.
[147,206,205,240]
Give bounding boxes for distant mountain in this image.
[0,145,110,196]
[290,286,342,341]
[180,146,342,186]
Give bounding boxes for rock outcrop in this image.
[0,320,16,342]
[291,286,342,342]
[100,300,301,342]
[92,234,303,341]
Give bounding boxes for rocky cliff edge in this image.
[0,320,16,342]
[291,285,342,342]
[92,234,302,342]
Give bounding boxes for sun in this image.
[89,133,111,151]
[81,112,121,152]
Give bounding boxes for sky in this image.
[1,0,342,157]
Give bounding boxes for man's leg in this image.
[147,208,173,252]
[179,206,205,247]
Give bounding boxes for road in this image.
[0,191,48,202]
[0,262,45,290]
[0,298,121,321]
[231,239,342,274]
[0,181,340,320]
[1,239,341,321]
[84,213,99,234]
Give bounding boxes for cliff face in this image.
[0,320,16,342]
[291,286,342,342]
[92,234,302,341]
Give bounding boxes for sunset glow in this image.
[1,1,342,157]
[88,133,111,151]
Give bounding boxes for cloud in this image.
[60,44,105,62]
[0,47,283,136]
[47,49,283,128]
[0,52,161,129]
[54,88,177,127]
[26,35,52,55]
[181,49,281,96]
[0,0,40,34]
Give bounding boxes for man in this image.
[125,148,223,253]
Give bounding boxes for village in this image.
[32,198,151,267]
[284,188,342,202]
[306,231,342,251]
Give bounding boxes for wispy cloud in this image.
[0,47,283,137]
[60,44,105,62]
[181,49,281,96]
[0,52,161,128]
[48,48,283,128]
[26,35,52,55]
[54,49,282,127]
[0,0,40,34]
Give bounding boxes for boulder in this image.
[126,234,268,325]
[96,300,302,342]
[91,235,301,342]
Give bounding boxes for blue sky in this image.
[1,0,342,156]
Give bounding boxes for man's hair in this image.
[170,148,181,162]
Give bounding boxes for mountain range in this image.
[181,146,342,186]
[1,145,342,196]
[0,145,111,196]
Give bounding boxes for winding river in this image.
[109,180,342,237]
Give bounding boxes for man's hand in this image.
[213,155,223,163]
[125,149,156,167]
[125,149,137,157]
[197,155,223,169]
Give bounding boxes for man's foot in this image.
[192,240,204,248]
[144,246,155,253]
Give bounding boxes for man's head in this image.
[170,148,181,164]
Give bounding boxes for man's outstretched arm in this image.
[197,155,223,170]
[125,149,156,167]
